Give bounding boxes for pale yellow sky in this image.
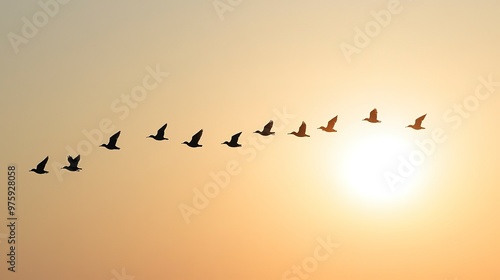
[0,0,499,279]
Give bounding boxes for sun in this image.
[337,132,419,204]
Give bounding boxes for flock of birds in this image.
[29,109,427,174]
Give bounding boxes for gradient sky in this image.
[1,0,500,279]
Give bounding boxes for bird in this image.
[289,121,310,137]
[318,116,338,132]
[222,132,242,147]
[148,123,169,141]
[30,156,49,174]
[182,129,203,148]
[363,108,381,123]
[100,131,121,150]
[254,120,275,136]
[62,155,82,172]
[407,114,427,130]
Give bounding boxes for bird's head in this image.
[99,144,106,147]
[182,141,188,145]
[29,169,35,172]
[254,130,260,134]
[362,118,369,121]
[147,135,154,138]
[318,126,325,130]
[222,141,229,145]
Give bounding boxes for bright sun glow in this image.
[338,133,420,204]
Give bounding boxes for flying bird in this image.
[100,131,121,150]
[183,129,203,148]
[318,116,338,132]
[148,123,169,141]
[289,121,310,137]
[363,108,381,123]
[222,132,242,147]
[62,155,82,172]
[30,156,49,174]
[254,120,275,136]
[407,114,427,130]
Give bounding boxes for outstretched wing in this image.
[191,129,203,144]
[327,116,338,129]
[370,109,378,120]
[298,121,307,135]
[157,123,167,137]
[108,131,121,146]
[230,132,242,144]
[37,156,49,170]
[414,114,426,126]
[68,155,80,168]
[263,120,274,133]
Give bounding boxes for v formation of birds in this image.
[29,109,427,174]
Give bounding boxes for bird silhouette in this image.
[407,114,427,130]
[148,123,169,140]
[100,131,121,150]
[183,129,203,148]
[363,109,381,123]
[62,155,82,172]
[30,156,49,174]
[254,120,275,136]
[289,121,310,137]
[318,116,338,132]
[222,132,242,147]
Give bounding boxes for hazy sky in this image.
[1,0,499,279]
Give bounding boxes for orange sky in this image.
[1,0,499,279]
